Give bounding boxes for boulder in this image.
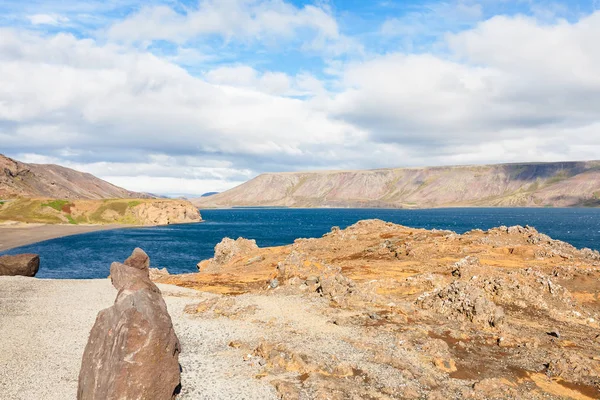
[197,237,259,272]
[0,254,39,276]
[78,248,181,400]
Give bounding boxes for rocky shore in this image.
[2,220,600,399]
[161,220,600,399]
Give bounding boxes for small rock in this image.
[270,278,279,289]
[547,330,560,338]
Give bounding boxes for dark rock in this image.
[547,330,560,338]
[0,254,39,277]
[78,248,181,400]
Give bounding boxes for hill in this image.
[193,161,600,208]
[0,154,151,199]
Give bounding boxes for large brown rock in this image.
[78,248,181,400]
[0,254,39,276]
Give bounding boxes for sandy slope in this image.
[0,277,278,400]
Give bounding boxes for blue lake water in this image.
[1,208,599,279]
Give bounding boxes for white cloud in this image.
[203,65,325,97]
[105,0,359,55]
[332,11,600,155]
[0,28,364,195]
[27,13,69,26]
[3,8,600,195]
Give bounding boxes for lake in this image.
[2,208,599,279]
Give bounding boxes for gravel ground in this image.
[0,277,278,400]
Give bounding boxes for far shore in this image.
[0,223,131,252]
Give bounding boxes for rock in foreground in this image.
[0,254,39,276]
[78,248,181,400]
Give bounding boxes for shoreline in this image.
[0,223,132,252]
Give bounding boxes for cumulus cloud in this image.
[105,0,360,55]
[2,3,600,196]
[332,11,600,154]
[204,65,326,97]
[0,28,365,195]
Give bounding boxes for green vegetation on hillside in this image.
[0,199,63,224]
[41,199,72,212]
[545,170,570,185]
[0,198,146,225]
[0,198,200,225]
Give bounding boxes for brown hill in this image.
[0,154,151,200]
[193,161,600,208]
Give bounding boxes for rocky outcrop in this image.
[193,160,600,208]
[0,254,40,276]
[132,200,201,226]
[418,280,505,328]
[197,237,259,272]
[78,248,181,400]
[0,153,151,199]
[161,219,600,399]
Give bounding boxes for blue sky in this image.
[1,0,600,196]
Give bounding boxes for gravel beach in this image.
[0,277,278,400]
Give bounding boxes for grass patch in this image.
[545,170,570,185]
[89,200,135,223]
[0,199,63,224]
[128,200,142,208]
[41,199,71,212]
[66,215,77,225]
[527,181,540,192]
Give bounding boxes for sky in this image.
[1,0,600,197]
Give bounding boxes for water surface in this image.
[2,208,599,279]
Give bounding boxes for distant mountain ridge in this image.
[193,161,600,208]
[0,154,151,199]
